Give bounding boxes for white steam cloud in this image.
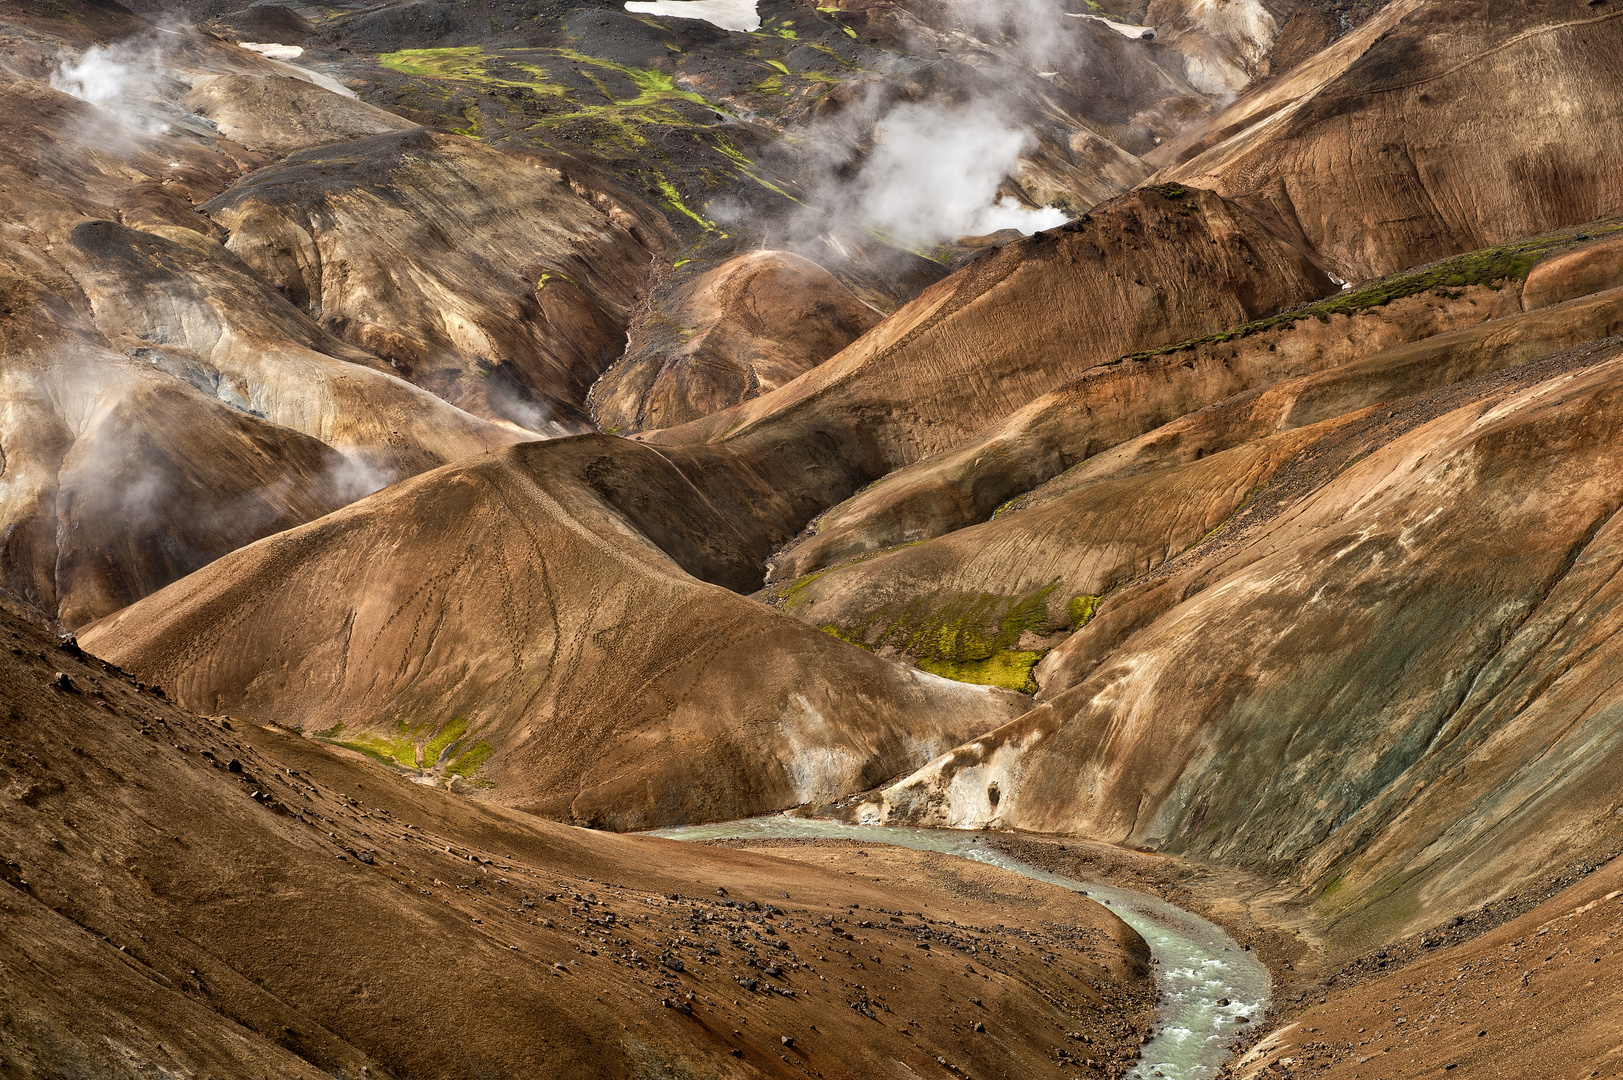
[837,99,1068,247]
[49,38,179,138]
[749,0,1078,251]
[328,451,398,503]
[51,45,148,106]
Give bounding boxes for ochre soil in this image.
[985,833,1623,1080]
[0,604,1155,1080]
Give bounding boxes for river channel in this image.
[651,816,1270,1080]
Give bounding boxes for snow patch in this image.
[625,0,761,33]
[238,42,304,61]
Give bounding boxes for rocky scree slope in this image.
[0,604,1154,1080]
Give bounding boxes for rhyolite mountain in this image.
[7,0,1623,1078]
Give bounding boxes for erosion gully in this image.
[650,816,1270,1080]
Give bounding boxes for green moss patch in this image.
[918,650,1046,692]
[316,716,493,781]
[1122,217,1623,363]
[814,582,1064,694]
[1069,594,1102,629]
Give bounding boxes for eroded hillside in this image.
[5,0,1623,1077]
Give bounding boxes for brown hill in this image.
[863,332,1623,943]
[204,129,672,431]
[592,250,881,434]
[645,184,1332,514]
[0,605,1155,1080]
[79,437,1027,829]
[0,60,520,626]
[770,265,1623,686]
[180,71,418,153]
[0,15,680,626]
[766,224,1623,583]
[1149,0,1623,281]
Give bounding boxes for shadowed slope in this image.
[1149,0,1623,280]
[80,438,1027,829]
[646,185,1332,519]
[0,606,1154,1080]
[866,337,1623,944]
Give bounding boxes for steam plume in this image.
[823,97,1067,247]
[755,0,1076,251]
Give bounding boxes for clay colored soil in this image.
[79,438,1028,829]
[8,0,1623,1076]
[593,250,882,434]
[1150,0,1623,280]
[1227,859,1623,1080]
[0,604,1155,1080]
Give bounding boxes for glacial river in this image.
[651,816,1270,1080]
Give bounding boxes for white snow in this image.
[624,0,761,33]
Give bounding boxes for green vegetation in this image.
[423,716,469,765]
[446,740,494,778]
[1122,218,1623,362]
[778,567,832,610]
[536,270,578,291]
[1069,594,1102,629]
[819,623,871,648]
[379,47,565,96]
[657,177,719,231]
[316,717,493,780]
[380,44,730,156]
[918,650,1046,692]
[813,582,1064,693]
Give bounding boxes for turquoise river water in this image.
[651,816,1270,1080]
